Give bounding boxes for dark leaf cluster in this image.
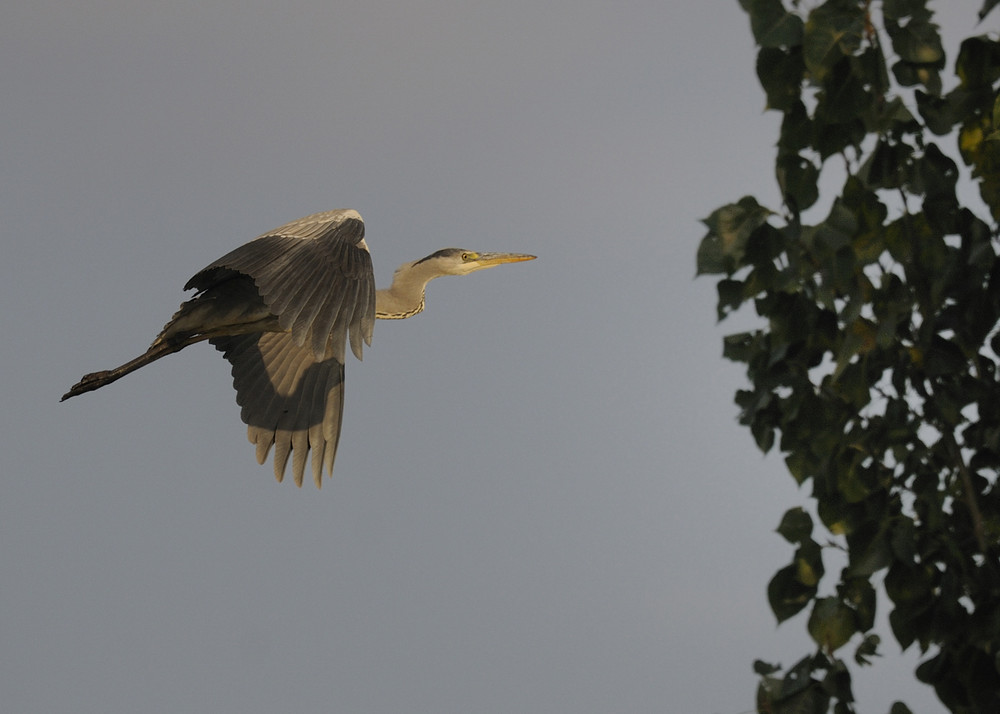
[701,2,1000,712]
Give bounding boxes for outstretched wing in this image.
[194,209,375,487]
[187,209,375,362]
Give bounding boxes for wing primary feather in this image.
[276,346,317,486]
[309,422,326,489]
[291,429,310,487]
[272,433,292,484]
[253,428,273,465]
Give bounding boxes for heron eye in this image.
[462,252,476,261]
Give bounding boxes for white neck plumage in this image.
[374,258,442,320]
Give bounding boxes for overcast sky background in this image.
[2,2,990,713]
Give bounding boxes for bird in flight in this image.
[62,209,535,487]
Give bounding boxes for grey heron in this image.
[61,209,535,487]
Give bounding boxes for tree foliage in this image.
[698,1,1000,712]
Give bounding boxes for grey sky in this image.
[3,2,985,712]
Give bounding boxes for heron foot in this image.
[61,370,113,401]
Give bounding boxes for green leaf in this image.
[814,115,866,159]
[923,335,966,376]
[741,0,805,48]
[757,46,805,112]
[854,633,880,666]
[768,563,817,622]
[915,90,956,135]
[777,507,813,544]
[753,659,782,676]
[890,60,917,88]
[889,517,918,563]
[782,655,820,698]
[751,416,776,453]
[815,58,872,124]
[803,2,865,82]
[859,139,912,190]
[822,659,854,706]
[795,540,824,587]
[778,100,811,154]
[744,222,787,267]
[776,153,819,211]
[884,563,934,605]
[784,450,812,485]
[806,199,855,255]
[885,16,944,66]
[722,331,756,362]
[956,36,1000,89]
[697,197,772,275]
[834,440,876,499]
[846,525,892,578]
[716,278,746,320]
[883,0,926,22]
[914,143,958,198]
[808,597,858,652]
[852,45,891,99]
[865,94,920,135]
[889,606,918,650]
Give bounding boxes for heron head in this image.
[415,249,537,276]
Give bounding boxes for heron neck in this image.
[375,259,441,320]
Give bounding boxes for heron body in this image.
[62,209,535,487]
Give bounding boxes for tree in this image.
[697,1,1000,712]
